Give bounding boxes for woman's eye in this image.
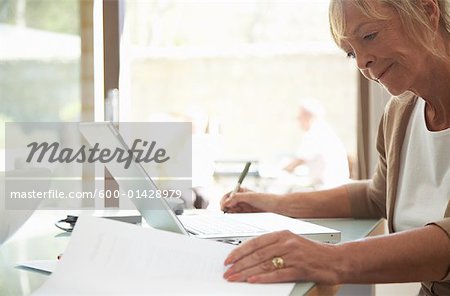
[346,52,356,59]
[363,32,378,41]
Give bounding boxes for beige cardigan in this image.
[345,94,450,295]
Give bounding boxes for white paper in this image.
[34,216,294,295]
[18,260,57,273]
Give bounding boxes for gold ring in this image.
[272,256,285,269]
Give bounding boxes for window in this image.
[0,0,82,120]
[119,0,358,170]
[0,0,88,170]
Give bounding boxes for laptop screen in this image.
[79,122,189,235]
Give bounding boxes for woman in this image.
[220,0,450,294]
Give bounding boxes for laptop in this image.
[79,122,340,244]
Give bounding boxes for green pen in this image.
[223,162,251,213]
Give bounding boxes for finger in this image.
[221,193,240,209]
[238,187,251,193]
[224,231,285,265]
[220,187,255,212]
[247,268,299,283]
[221,205,243,213]
[221,198,247,213]
[220,187,251,207]
[227,202,261,213]
[226,254,292,282]
[220,192,232,210]
[222,192,256,209]
[224,242,288,278]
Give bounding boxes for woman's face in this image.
[340,1,429,95]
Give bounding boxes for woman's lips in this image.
[377,64,393,82]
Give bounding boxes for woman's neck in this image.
[412,54,450,131]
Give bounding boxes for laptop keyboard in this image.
[180,215,266,235]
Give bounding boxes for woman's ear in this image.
[421,0,440,31]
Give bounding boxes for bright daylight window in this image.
[119,0,358,198]
[0,0,82,171]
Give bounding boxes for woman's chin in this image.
[380,83,405,97]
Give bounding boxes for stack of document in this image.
[34,216,294,295]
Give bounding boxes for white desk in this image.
[0,210,383,295]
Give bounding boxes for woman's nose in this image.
[355,50,375,71]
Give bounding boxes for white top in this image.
[394,99,450,232]
[296,120,349,188]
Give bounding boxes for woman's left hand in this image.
[223,230,345,284]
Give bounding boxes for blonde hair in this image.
[329,0,450,59]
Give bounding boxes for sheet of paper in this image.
[18,260,57,273]
[34,216,294,295]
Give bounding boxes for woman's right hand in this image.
[220,187,280,214]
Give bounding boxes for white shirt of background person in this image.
[291,99,349,188]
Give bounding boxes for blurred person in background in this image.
[283,99,349,188]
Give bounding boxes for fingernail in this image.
[226,273,240,282]
[224,264,236,275]
[224,257,234,265]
